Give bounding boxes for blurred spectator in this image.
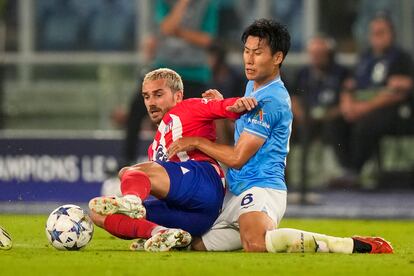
[87,0,135,51]
[0,0,5,128]
[270,0,303,51]
[36,0,87,50]
[216,0,242,47]
[207,42,245,99]
[207,41,245,144]
[119,84,149,167]
[291,35,350,167]
[117,0,219,168]
[236,0,304,51]
[336,14,414,187]
[151,0,219,98]
[0,60,3,129]
[353,0,402,49]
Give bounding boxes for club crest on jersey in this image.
[164,120,173,134]
[254,109,265,121]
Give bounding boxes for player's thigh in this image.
[158,161,224,211]
[238,211,275,252]
[125,161,170,198]
[238,187,287,225]
[200,192,244,251]
[236,188,287,252]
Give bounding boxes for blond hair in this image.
[143,68,184,93]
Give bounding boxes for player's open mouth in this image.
[150,109,161,115]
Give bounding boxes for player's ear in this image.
[175,90,184,102]
[273,51,283,66]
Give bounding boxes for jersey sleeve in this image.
[243,100,281,140]
[190,98,241,120]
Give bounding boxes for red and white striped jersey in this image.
[148,98,240,166]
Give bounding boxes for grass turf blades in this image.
[0,215,413,276]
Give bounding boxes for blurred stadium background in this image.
[0,0,413,218]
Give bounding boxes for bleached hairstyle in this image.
[143,68,184,93]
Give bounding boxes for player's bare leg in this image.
[89,211,106,228]
[191,237,207,251]
[238,211,275,252]
[89,161,170,218]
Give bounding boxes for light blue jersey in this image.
[227,76,293,195]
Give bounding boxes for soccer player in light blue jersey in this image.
[169,19,393,254]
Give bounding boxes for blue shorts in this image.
[143,160,224,236]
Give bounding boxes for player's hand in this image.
[226,97,258,113]
[168,137,199,158]
[202,89,224,100]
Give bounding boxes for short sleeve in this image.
[183,98,241,121]
[243,101,279,140]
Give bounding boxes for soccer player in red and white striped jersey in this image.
[88,68,257,251]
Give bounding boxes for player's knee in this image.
[118,166,131,179]
[119,165,149,181]
[241,235,267,252]
[125,162,158,177]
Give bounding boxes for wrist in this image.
[192,137,201,148]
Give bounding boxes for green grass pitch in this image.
[1,215,414,276]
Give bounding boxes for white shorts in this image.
[202,187,287,251]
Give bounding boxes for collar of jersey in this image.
[251,75,282,95]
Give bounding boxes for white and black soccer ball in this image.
[45,204,94,250]
[0,226,12,250]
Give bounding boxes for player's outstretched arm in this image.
[226,97,258,113]
[202,89,224,100]
[168,132,264,169]
[202,89,257,113]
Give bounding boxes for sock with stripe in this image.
[265,228,354,254]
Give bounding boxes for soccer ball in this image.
[45,204,94,250]
[0,226,12,250]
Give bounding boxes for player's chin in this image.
[244,72,256,80]
[150,115,162,124]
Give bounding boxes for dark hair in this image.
[241,19,291,65]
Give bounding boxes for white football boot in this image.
[88,196,146,219]
[144,229,192,252]
[129,238,148,251]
